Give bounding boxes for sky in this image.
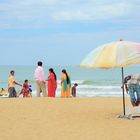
[0,0,140,66]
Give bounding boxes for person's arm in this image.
[61,74,64,86]
[69,76,71,87]
[123,75,131,94]
[61,78,64,86]
[41,68,46,83]
[124,83,128,94]
[61,80,63,86]
[47,74,53,81]
[14,81,22,87]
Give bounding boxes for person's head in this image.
[74,83,78,87]
[10,70,15,76]
[62,69,66,74]
[49,68,57,80]
[24,79,28,84]
[38,61,43,66]
[49,68,54,73]
[62,69,70,84]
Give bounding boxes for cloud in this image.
[0,0,139,29]
[52,2,132,21]
[50,0,140,22]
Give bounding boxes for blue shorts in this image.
[128,85,140,103]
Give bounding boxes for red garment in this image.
[22,83,29,97]
[48,73,57,97]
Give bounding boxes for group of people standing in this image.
[34,61,57,97]
[34,61,75,98]
[8,61,78,98]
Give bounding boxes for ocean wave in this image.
[57,80,84,84]
[2,79,123,97]
[57,80,119,85]
[56,83,121,89]
[81,80,94,85]
[31,86,124,97]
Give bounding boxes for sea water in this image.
[0,65,140,97]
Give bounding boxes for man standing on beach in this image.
[34,61,47,97]
[124,74,140,107]
[8,70,22,98]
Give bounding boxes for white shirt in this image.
[34,66,46,81]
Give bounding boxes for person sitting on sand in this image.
[8,70,22,98]
[0,88,8,96]
[0,88,4,94]
[71,83,78,97]
[19,80,30,97]
[124,74,140,107]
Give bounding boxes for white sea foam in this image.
[0,65,138,98]
[32,80,124,97]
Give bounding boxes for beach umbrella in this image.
[79,40,140,116]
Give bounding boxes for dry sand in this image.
[0,97,139,140]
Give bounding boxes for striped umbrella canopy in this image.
[80,40,140,69]
[80,40,140,116]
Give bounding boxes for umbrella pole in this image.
[121,67,126,116]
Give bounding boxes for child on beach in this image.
[19,80,31,97]
[28,85,32,97]
[71,83,78,97]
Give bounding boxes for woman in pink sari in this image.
[47,68,57,97]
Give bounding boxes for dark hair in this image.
[49,68,57,80]
[74,83,78,86]
[62,69,69,84]
[38,61,42,66]
[25,79,28,83]
[10,70,14,74]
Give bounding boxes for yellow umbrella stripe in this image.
[94,42,118,69]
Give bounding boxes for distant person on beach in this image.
[34,61,47,97]
[61,69,71,98]
[71,83,78,97]
[8,70,22,98]
[124,74,140,107]
[0,88,8,96]
[19,80,30,97]
[47,68,57,97]
[28,85,32,97]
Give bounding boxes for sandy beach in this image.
[0,97,139,140]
